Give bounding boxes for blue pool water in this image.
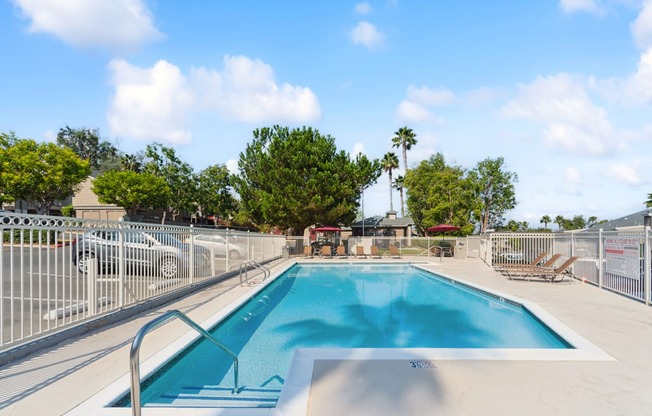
[120,263,570,408]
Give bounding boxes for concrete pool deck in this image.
[1,257,652,415]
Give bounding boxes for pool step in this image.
[155,385,281,408]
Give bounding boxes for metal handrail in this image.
[129,310,240,416]
[239,260,270,286]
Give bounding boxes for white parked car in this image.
[192,234,247,260]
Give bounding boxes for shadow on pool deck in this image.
[2,257,652,416]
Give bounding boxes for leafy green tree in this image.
[143,143,197,222]
[587,215,598,228]
[195,164,237,221]
[92,170,170,217]
[470,157,518,233]
[403,153,477,235]
[233,126,381,234]
[381,152,399,212]
[56,126,119,171]
[391,126,417,171]
[0,132,19,204]
[1,138,90,213]
[393,175,405,217]
[540,215,551,229]
[646,193,652,208]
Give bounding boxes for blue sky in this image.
[1,0,651,226]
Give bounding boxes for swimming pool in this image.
[114,263,574,409]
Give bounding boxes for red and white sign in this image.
[605,237,640,280]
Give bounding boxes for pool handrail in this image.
[239,260,270,286]
[129,309,241,416]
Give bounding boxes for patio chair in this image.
[302,245,313,259]
[501,254,562,277]
[494,252,548,269]
[336,245,348,259]
[507,256,578,282]
[389,245,401,259]
[321,245,333,258]
[355,246,366,259]
[370,245,382,259]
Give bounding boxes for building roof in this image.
[585,209,651,231]
[350,215,414,229]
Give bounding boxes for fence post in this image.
[598,229,604,289]
[644,225,650,306]
[118,223,125,308]
[189,225,195,285]
[87,260,97,316]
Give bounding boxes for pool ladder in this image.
[239,260,270,286]
[129,310,241,416]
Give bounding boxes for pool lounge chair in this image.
[336,245,348,258]
[494,251,548,269]
[302,245,313,258]
[507,256,578,282]
[501,254,562,276]
[370,245,382,259]
[389,245,401,259]
[355,246,366,259]
[321,245,333,258]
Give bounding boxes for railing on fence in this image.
[481,230,652,306]
[0,212,284,352]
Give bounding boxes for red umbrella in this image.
[313,226,341,232]
[427,224,460,233]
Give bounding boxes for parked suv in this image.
[72,230,211,279]
[192,234,247,260]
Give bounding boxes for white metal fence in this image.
[286,235,482,260]
[480,230,652,305]
[0,213,284,352]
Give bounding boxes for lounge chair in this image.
[302,245,313,258]
[507,256,578,282]
[370,245,382,259]
[389,245,401,259]
[336,245,348,258]
[494,252,548,269]
[355,246,366,259]
[321,245,333,258]
[501,254,562,277]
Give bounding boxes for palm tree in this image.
[540,215,551,229]
[646,193,652,208]
[554,215,565,231]
[391,126,417,172]
[393,175,405,217]
[382,152,399,212]
[120,153,142,172]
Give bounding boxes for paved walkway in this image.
[1,257,652,416]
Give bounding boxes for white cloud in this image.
[226,159,239,175]
[108,59,194,144]
[606,161,647,185]
[632,1,652,49]
[107,55,321,143]
[395,85,454,122]
[406,85,455,106]
[12,0,162,51]
[352,142,366,156]
[559,0,604,14]
[191,55,321,123]
[592,48,652,104]
[354,2,372,14]
[350,21,385,50]
[502,74,615,156]
[564,167,584,194]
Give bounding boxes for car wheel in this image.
[159,257,179,279]
[228,249,241,260]
[77,252,97,274]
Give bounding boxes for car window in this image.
[125,232,149,245]
[148,232,183,246]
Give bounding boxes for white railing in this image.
[0,212,284,352]
[482,229,652,305]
